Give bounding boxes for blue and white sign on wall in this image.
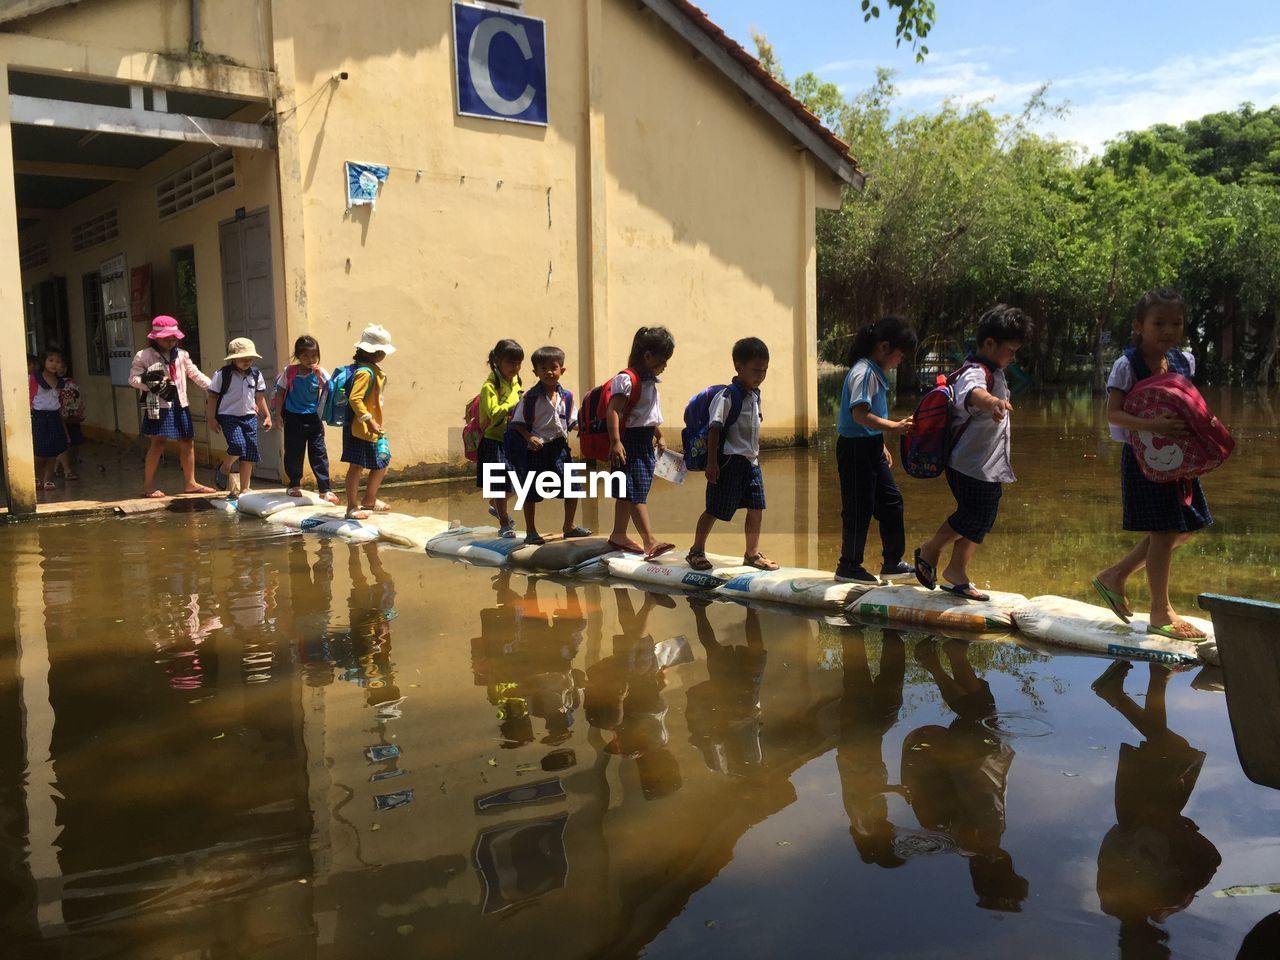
[453,2,548,126]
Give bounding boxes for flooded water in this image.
[2,386,1279,959]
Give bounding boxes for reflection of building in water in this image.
[686,600,767,777]
[900,639,1029,912]
[1093,662,1221,960]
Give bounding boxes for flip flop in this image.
[943,582,990,602]
[524,534,547,546]
[40,481,56,490]
[345,508,370,520]
[608,538,644,554]
[743,552,780,571]
[287,487,304,497]
[644,542,676,561]
[319,491,341,504]
[686,549,713,571]
[913,548,937,590]
[361,499,390,512]
[1147,621,1207,641]
[563,526,592,538]
[1091,577,1132,623]
[143,490,167,499]
[184,484,217,494]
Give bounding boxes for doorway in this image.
[219,209,280,479]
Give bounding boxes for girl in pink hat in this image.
[128,316,217,498]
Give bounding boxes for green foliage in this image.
[861,0,936,62]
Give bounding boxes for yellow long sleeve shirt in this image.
[347,364,386,442]
[478,372,522,441]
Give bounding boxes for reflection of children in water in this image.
[902,638,1029,912]
[584,589,682,799]
[837,630,906,867]
[1092,662,1221,959]
[289,537,334,688]
[470,572,587,747]
[686,599,767,777]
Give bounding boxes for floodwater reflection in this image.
[3,383,1280,958]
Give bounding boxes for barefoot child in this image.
[914,305,1033,599]
[508,345,591,544]
[477,340,524,538]
[207,338,272,495]
[29,349,69,492]
[1092,289,1211,640]
[685,337,777,572]
[835,317,917,584]
[342,324,395,520]
[273,335,339,504]
[607,326,676,561]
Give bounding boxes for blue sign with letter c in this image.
[453,2,549,126]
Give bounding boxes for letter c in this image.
[468,17,536,117]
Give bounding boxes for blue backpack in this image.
[321,364,376,427]
[502,383,575,473]
[681,382,746,470]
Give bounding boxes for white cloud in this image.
[885,35,1280,152]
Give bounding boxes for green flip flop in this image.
[1147,621,1207,641]
[1091,578,1131,624]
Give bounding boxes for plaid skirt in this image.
[706,455,767,521]
[621,427,657,504]
[218,414,261,463]
[1121,444,1212,533]
[946,467,1003,544]
[475,436,509,492]
[32,409,68,457]
[341,420,382,469]
[142,404,194,440]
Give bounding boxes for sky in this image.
[692,0,1280,152]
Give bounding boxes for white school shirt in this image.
[1104,351,1195,442]
[949,363,1015,484]
[509,385,572,441]
[209,367,267,417]
[30,373,62,411]
[708,385,762,464]
[610,372,662,427]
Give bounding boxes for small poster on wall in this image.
[130,264,152,322]
[100,254,135,387]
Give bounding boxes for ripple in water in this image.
[893,831,957,858]
[978,712,1055,739]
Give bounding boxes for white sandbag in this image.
[848,585,1026,633]
[605,553,749,592]
[507,537,622,573]
[236,490,322,518]
[365,514,453,550]
[426,526,526,566]
[204,497,239,514]
[266,506,379,543]
[1012,595,1211,666]
[1195,638,1220,667]
[714,568,872,610]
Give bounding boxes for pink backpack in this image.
[1123,373,1234,495]
[462,393,484,462]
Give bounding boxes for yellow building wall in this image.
[18,134,284,461]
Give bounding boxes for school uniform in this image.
[276,365,333,492]
[342,364,387,469]
[612,371,662,504]
[946,358,1013,544]
[475,371,522,491]
[836,358,905,569]
[1106,348,1212,533]
[210,366,267,463]
[509,384,575,503]
[705,381,767,521]
[29,372,69,458]
[129,346,210,440]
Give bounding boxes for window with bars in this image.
[156,148,237,221]
[71,209,119,252]
[83,271,108,375]
[20,237,48,271]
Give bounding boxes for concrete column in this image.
[795,152,819,445]
[0,65,38,515]
[268,13,310,350]
[583,0,610,386]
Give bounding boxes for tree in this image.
[859,0,937,62]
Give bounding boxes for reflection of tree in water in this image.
[470,572,586,747]
[583,589,682,800]
[685,599,767,778]
[1093,662,1221,960]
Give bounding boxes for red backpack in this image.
[899,360,992,479]
[577,368,640,461]
[1123,372,1234,497]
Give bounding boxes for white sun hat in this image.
[224,337,263,361]
[354,324,396,356]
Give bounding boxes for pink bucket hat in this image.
[147,315,185,340]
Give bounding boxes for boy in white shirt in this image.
[206,337,272,495]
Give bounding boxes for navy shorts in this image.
[32,410,68,458]
[1121,444,1212,533]
[946,467,1003,544]
[620,427,657,504]
[523,438,573,503]
[218,414,261,463]
[142,405,194,440]
[341,420,383,469]
[475,436,509,492]
[706,455,766,521]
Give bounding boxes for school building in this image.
[0,0,861,515]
